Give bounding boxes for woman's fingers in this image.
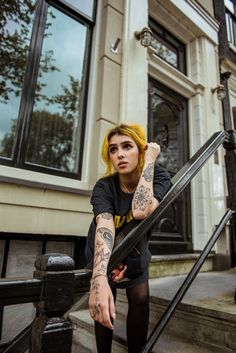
[89,276,114,329]
[109,294,116,320]
[145,142,160,161]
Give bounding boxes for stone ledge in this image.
[149,253,214,278]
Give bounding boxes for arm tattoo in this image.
[133,185,153,211]
[94,247,110,267]
[142,162,154,182]
[95,240,104,250]
[100,212,113,220]
[97,227,114,251]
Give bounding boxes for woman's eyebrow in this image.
[109,140,133,147]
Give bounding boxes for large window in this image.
[225,0,236,46]
[0,0,96,178]
[149,18,186,74]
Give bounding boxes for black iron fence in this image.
[0,130,235,353]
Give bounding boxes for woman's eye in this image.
[124,144,132,149]
[109,147,116,154]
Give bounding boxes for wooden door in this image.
[148,78,192,254]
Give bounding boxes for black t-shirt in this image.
[85,164,171,286]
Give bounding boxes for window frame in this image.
[149,17,186,75]
[225,0,236,47]
[0,0,97,179]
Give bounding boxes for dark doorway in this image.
[148,77,192,254]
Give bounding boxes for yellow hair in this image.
[101,123,147,177]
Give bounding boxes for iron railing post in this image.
[224,129,236,301]
[30,253,75,353]
[141,209,234,353]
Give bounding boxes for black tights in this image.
[94,281,149,353]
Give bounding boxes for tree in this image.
[0,0,58,103]
[1,76,82,171]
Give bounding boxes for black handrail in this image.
[108,130,230,272]
[0,324,31,353]
[0,278,41,306]
[0,270,91,307]
[141,208,234,353]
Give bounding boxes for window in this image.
[225,0,236,46]
[149,18,186,74]
[0,0,96,178]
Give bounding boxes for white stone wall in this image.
[148,0,228,252]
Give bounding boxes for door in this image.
[148,78,192,254]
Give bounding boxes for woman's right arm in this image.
[89,212,116,329]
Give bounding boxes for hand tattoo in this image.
[90,278,100,320]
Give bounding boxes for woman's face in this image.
[108,134,140,175]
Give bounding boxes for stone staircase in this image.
[149,253,214,278]
[69,269,236,353]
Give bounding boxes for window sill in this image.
[0,165,92,195]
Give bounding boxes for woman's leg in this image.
[126,280,149,353]
[94,287,117,353]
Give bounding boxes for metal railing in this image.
[0,129,235,353]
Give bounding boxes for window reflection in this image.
[149,18,186,74]
[151,96,179,173]
[151,37,178,68]
[0,1,36,158]
[26,6,87,173]
[64,0,94,18]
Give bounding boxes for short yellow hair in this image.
[101,123,147,177]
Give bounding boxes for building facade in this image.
[0,0,235,282]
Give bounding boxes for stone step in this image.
[149,254,214,278]
[70,309,127,353]
[69,308,231,353]
[69,271,235,352]
[117,270,236,352]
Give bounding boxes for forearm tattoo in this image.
[98,212,113,220]
[97,227,114,251]
[93,227,114,275]
[94,247,110,268]
[133,185,153,211]
[142,162,154,182]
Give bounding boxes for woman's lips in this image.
[117,162,128,168]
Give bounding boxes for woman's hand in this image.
[89,275,115,330]
[110,263,127,282]
[144,142,160,162]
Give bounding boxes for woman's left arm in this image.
[132,143,160,220]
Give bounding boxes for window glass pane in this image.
[151,36,178,68]
[149,19,185,73]
[6,240,42,277]
[26,6,87,173]
[0,1,36,158]
[46,241,74,257]
[64,0,95,18]
[225,0,234,14]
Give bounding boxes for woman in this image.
[85,124,171,353]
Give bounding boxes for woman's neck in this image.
[118,170,141,190]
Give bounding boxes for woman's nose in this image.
[117,149,124,159]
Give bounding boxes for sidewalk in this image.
[149,269,236,315]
